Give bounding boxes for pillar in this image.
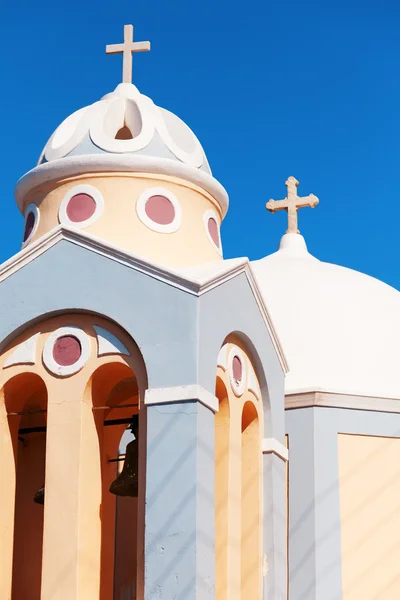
[40,376,102,600]
[262,439,288,600]
[144,386,217,599]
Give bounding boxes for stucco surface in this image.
[286,405,400,600]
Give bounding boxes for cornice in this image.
[285,390,400,414]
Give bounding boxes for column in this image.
[40,377,102,600]
[144,386,217,600]
[262,440,288,600]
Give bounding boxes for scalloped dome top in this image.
[16,83,229,215]
[39,83,211,173]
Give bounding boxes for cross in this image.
[266,176,319,234]
[106,24,150,84]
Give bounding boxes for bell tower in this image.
[0,24,288,600]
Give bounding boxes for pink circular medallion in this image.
[66,193,96,223]
[23,211,36,242]
[208,218,220,247]
[232,355,243,384]
[53,336,82,366]
[145,195,175,225]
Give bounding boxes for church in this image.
[1,24,399,600]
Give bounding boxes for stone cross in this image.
[266,176,319,234]
[106,24,151,84]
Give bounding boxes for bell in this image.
[109,415,139,498]
[34,484,45,505]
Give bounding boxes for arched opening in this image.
[5,372,48,600]
[215,376,230,600]
[91,361,143,600]
[241,400,261,600]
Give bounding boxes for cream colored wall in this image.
[21,172,223,268]
[214,339,263,600]
[338,433,400,600]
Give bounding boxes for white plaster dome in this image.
[16,83,228,215]
[252,233,400,400]
[39,83,211,173]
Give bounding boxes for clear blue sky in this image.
[1,0,400,287]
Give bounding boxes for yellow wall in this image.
[338,433,400,600]
[21,172,223,268]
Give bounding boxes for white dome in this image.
[252,233,400,399]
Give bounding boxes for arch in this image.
[3,372,48,600]
[215,376,230,600]
[241,400,261,600]
[90,359,145,600]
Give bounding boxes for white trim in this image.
[4,332,40,368]
[93,325,129,356]
[154,106,204,168]
[58,184,104,229]
[145,384,219,413]
[15,154,229,217]
[262,438,289,461]
[247,367,260,400]
[136,187,182,233]
[44,105,92,162]
[89,96,155,154]
[217,344,229,370]
[0,226,288,374]
[228,346,247,397]
[21,204,40,248]
[285,391,400,413]
[42,326,91,377]
[203,209,223,256]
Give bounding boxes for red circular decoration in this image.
[53,336,82,366]
[208,217,220,247]
[145,195,175,225]
[23,211,36,242]
[232,355,243,384]
[66,193,96,223]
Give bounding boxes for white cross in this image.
[106,24,150,84]
[266,176,319,234]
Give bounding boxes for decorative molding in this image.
[21,203,40,248]
[145,384,219,413]
[42,326,91,377]
[0,226,288,374]
[217,344,228,370]
[247,367,260,400]
[58,184,104,229]
[93,325,129,356]
[228,346,247,397]
[3,332,40,368]
[262,437,289,461]
[15,153,229,216]
[136,186,182,233]
[285,391,400,414]
[203,209,222,256]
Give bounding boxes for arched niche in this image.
[90,360,145,600]
[241,400,261,600]
[214,336,264,600]
[3,372,48,600]
[215,375,230,600]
